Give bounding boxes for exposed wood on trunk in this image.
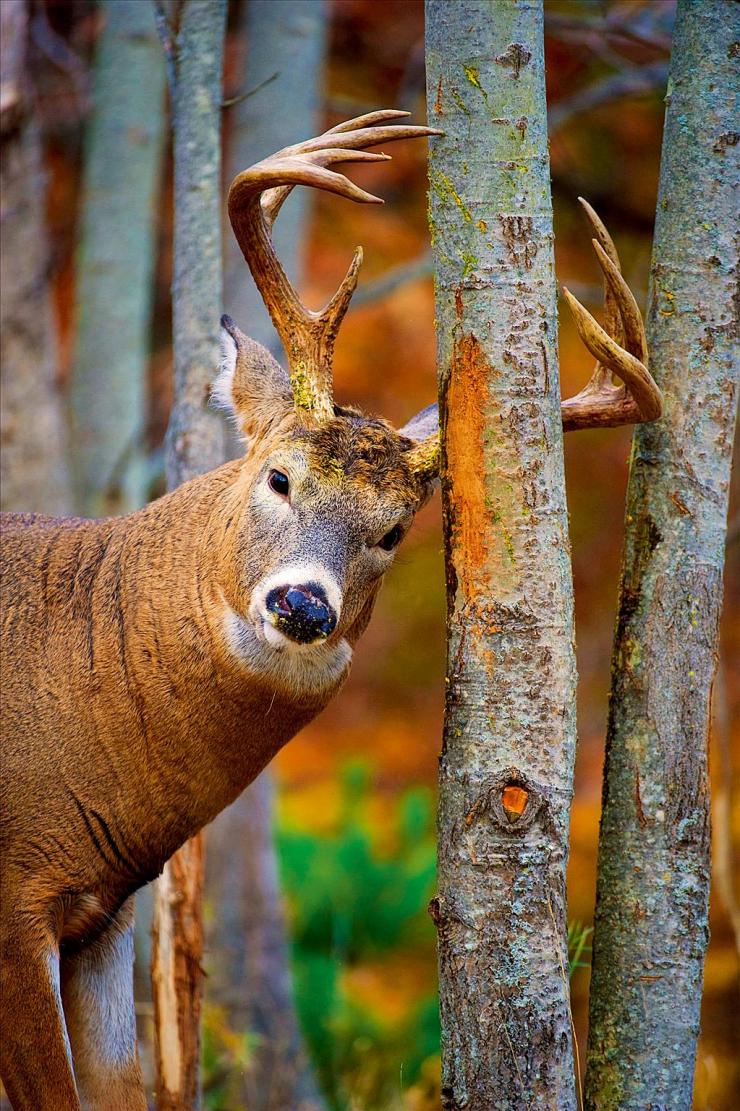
[425,2,578,1108]
[207,3,328,1108]
[68,0,166,517]
[585,2,740,1107]
[0,0,72,515]
[152,837,205,1111]
[151,3,227,1108]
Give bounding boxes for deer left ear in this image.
[398,403,440,488]
[213,315,293,441]
[398,403,439,444]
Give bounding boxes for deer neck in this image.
[117,461,351,855]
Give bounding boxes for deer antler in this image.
[228,111,441,422]
[561,198,662,432]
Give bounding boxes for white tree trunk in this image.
[426,2,578,1107]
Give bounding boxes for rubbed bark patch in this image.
[443,332,491,601]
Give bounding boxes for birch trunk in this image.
[206,4,327,1108]
[151,3,227,1108]
[68,0,165,517]
[0,0,72,515]
[425,2,578,1108]
[584,3,740,1107]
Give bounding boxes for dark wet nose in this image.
[265,582,337,644]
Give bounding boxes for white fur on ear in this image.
[211,326,239,420]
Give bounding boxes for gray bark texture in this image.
[151,4,227,1109]
[223,0,327,356]
[584,3,740,1108]
[425,2,578,1109]
[0,0,72,515]
[68,0,166,517]
[164,0,228,490]
[206,3,327,1109]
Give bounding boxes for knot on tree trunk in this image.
[465,767,545,834]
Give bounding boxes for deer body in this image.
[0,113,661,1110]
[1,464,348,912]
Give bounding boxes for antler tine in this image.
[577,196,623,364]
[561,201,662,431]
[228,115,441,421]
[260,111,415,226]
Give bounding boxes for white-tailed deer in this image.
[0,113,660,1110]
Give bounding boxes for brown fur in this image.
[0,332,434,1108]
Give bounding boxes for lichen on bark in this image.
[585,2,740,1108]
[425,2,578,1108]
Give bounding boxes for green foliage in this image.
[202,1004,258,1110]
[568,920,593,979]
[277,762,439,1110]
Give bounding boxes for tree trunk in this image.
[584,3,740,1107]
[68,0,166,517]
[206,3,327,1108]
[425,3,578,1109]
[0,0,72,515]
[150,3,227,1108]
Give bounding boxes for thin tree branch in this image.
[153,0,176,95]
[222,70,278,109]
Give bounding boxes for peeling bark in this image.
[425,2,578,1108]
[0,0,72,515]
[585,3,740,1108]
[68,0,166,517]
[151,3,227,1108]
[151,837,205,1111]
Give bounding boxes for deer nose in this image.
[265,582,337,644]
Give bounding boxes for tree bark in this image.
[68,0,166,517]
[425,3,578,1109]
[0,0,72,515]
[206,3,327,1108]
[150,3,227,1108]
[584,3,740,1107]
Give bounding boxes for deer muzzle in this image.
[265,582,337,645]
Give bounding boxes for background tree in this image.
[150,2,227,1108]
[68,0,165,518]
[0,0,71,515]
[585,2,740,1106]
[206,4,328,1106]
[425,1,578,1107]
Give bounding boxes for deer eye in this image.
[377,524,402,552]
[268,470,290,497]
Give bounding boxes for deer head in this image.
[212,113,441,678]
[211,114,661,687]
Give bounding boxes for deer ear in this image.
[398,403,440,497]
[213,315,293,440]
[398,403,439,444]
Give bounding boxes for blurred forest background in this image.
[0,1,737,1108]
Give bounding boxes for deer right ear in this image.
[213,315,294,441]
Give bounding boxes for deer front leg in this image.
[0,919,80,1110]
[60,900,145,1111]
